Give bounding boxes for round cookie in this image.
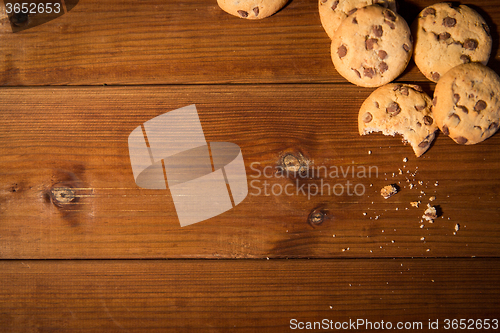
[319,0,398,40]
[331,5,412,87]
[359,83,438,157]
[433,62,500,145]
[412,3,492,82]
[217,0,288,19]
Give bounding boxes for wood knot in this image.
[308,209,325,226]
[278,151,311,177]
[49,184,77,207]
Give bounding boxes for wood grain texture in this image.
[0,0,499,86]
[0,259,499,332]
[1,85,499,259]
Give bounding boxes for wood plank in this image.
[0,0,499,86]
[0,259,499,332]
[1,85,499,259]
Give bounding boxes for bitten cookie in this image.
[433,62,500,145]
[331,5,412,87]
[217,0,288,19]
[359,83,438,157]
[412,2,492,82]
[319,0,397,39]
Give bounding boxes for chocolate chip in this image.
[418,140,429,148]
[353,69,361,78]
[374,101,379,108]
[422,7,436,17]
[379,62,388,73]
[386,102,401,116]
[384,20,395,29]
[352,17,358,24]
[238,10,248,17]
[403,44,410,52]
[423,115,433,125]
[393,84,402,91]
[415,105,426,111]
[432,97,437,106]
[474,100,487,112]
[400,86,409,96]
[363,112,373,123]
[442,125,449,135]
[460,55,471,63]
[411,85,423,92]
[455,136,468,145]
[378,50,388,60]
[331,0,339,10]
[347,8,357,15]
[363,67,376,78]
[417,121,422,127]
[483,23,491,36]
[443,17,456,27]
[489,122,499,131]
[464,39,478,51]
[439,32,451,40]
[431,72,440,81]
[253,7,259,16]
[373,25,383,37]
[365,38,378,50]
[453,94,460,104]
[448,113,461,127]
[456,105,468,114]
[384,10,396,21]
[338,45,347,58]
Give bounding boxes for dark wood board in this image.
[0,259,499,332]
[1,85,499,259]
[0,0,499,86]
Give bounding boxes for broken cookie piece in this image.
[381,184,398,199]
[359,83,438,157]
[422,203,438,221]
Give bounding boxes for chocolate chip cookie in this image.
[433,62,500,145]
[359,83,438,157]
[319,0,397,39]
[217,0,288,19]
[412,3,492,82]
[331,5,412,87]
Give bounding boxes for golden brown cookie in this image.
[412,2,492,82]
[319,0,397,39]
[359,83,438,157]
[433,62,500,145]
[217,0,288,19]
[331,5,412,87]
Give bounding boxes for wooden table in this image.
[0,0,499,331]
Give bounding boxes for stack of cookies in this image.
[320,1,500,156]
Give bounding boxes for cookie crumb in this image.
[429,196,436,201]
[368,150,372,154]
[455,223,460,232]
[381,184,398,199]
[420,237,425,241]
[410,201,421,208]
[403,157,408,162]
[422,204,438,222]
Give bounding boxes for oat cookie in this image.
[412,2,492,82]
[217,0,288,19]
[331,5,412,87]
[319,0,397,39]
[433,62,500,145]
[359,83,438,157]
